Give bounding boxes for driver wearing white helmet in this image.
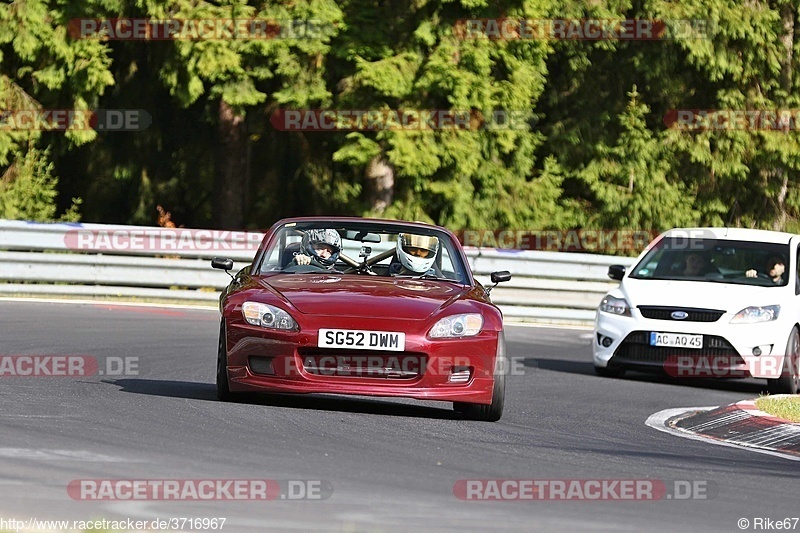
[389,233,440,276]
[293,229,342,269]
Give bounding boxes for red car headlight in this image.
[242,302,298,331]
[428,314,483,338]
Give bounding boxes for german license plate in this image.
[649,332,703,349]
[318,329,405,351]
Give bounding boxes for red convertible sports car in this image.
[211,217,511,421]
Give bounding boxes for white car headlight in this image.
[599,295,632,317]
[730,305,780,324]
[429,314,483,338]
[242,302,298,331]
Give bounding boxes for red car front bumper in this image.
[224,319,500,405]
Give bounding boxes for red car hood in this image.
[261,274,467,319]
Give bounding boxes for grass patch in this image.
[755,395,800,423]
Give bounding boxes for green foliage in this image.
[578,87,700,230]
[1,0,800,244]
[0,147,81,221]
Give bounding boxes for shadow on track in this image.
[105,378,462,420]
[522,357,769,394]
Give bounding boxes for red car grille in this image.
[297,348,427,379]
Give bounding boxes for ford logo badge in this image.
[671,311,689,320]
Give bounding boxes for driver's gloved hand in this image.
[294,254,312,265]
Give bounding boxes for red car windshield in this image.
[255,222,470,284]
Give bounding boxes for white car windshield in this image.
[629,237,790,286]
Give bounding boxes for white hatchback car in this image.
[593,227,800,393]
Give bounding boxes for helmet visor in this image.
[312,243,336,258]
[400,234,438,258]
[404,246,435,258]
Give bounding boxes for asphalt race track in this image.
[0,300,794,532]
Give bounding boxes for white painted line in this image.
[0,448,132,462]
[0,296,218,312]
[646,407,800,463]
[685,411,749,432]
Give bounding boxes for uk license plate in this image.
[318,329,405,351]
[649,332,703,349]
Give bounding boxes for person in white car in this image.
[681,252,717,277]
[745,255,786,284]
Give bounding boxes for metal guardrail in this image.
[0,220,637,324]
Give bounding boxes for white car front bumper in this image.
[593,308,791,379]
